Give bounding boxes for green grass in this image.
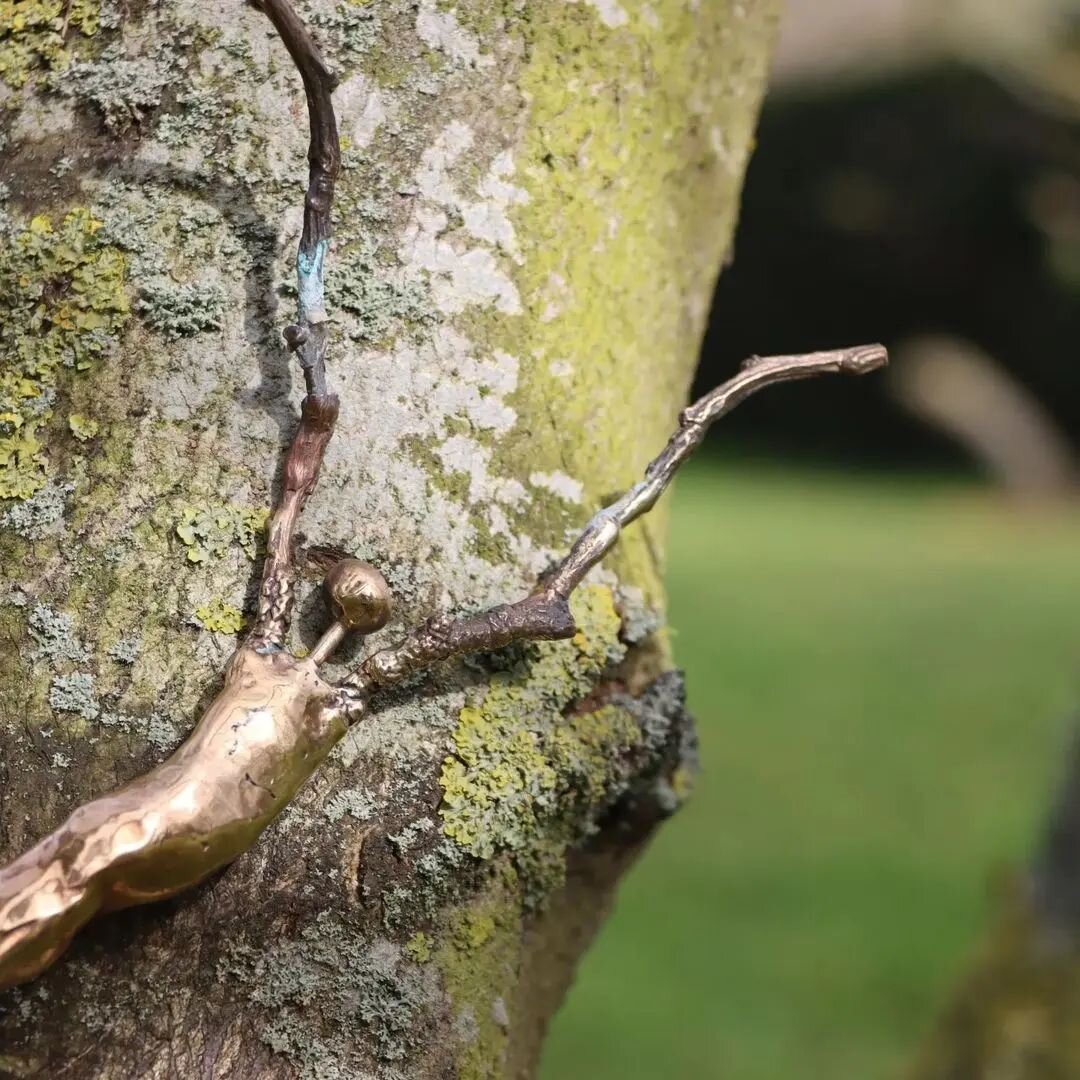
[540,463,1080,1080]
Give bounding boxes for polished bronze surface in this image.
[325,558,393,633]
[252,392,340,651]
[0,647,359,989]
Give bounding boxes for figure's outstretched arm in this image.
[345,344,888,696]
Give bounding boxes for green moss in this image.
[193,597,246,634]
[439,584,651,902]
[0,209,129,500]
[0,0,98,91]
[435,882,522,1080]
[175,502,268,563]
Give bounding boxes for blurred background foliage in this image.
[542,1,1080,1076]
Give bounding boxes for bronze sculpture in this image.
[0,0,887,991]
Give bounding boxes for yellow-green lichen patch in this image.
[483,0,779,612]
[0,209,129,501]
[0,0,98,91]
[67,413,98,441]
[439,584,646,900]
[193,597,245,634]
[174,502,268,563]
[406,930,434,964]
[435,882,522,1080]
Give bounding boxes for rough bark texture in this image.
[0,2,779,1076]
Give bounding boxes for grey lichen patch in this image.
[136,277,228,340]
[387,816,435,855]
[0,482,70,540]
[155,85,234,150]
[324,787,378,823]
[28,603,89,663]
[223,914,442,1076]
[107,634,140,664]
[61,50,168,131]
[624,669,698,812]
[616,582,663,645]
[49,672,99,720]
[305,0,381,66]
[99,710,181,752]
[326,240,434,344]
[92,184,238,294]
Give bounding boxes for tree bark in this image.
[0,1,779,1076]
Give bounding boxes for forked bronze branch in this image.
[0,2,888,994]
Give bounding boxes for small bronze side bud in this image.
[325,558,392,634]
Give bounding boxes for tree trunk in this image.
[910,736,1080,1079]
[0,1,779,1076]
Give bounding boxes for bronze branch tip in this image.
[842,343,889,373]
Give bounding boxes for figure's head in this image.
[324,558,392,634]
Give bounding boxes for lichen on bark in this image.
[0,1,780,1075]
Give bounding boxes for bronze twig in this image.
[345,345,887,694]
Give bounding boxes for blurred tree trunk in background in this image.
[0,1,779,1075]
[910,740,1080,1078]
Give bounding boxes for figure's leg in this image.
[248,0,342,650]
